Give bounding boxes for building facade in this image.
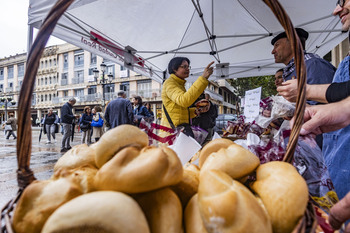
[0,43,237,125]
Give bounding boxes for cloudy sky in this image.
[0,0,64,58]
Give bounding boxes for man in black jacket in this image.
[60,98,76,152]
[105,91,134,129]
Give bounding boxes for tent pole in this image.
[27,24,34,61]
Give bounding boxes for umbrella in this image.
[71,122,75,142]
[38,126,43,142]
[27,0,346,82]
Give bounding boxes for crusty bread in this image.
[90,124,149,168]
[199,138,235,168]
[133,188,182,233]
[54,144,97,172]
[198,170,272,233]
[251,161,308,233]
[184,194,208,233]
[171,166,199,208]
[52,164,98,193]
[94,146,183,193]
[200,143,260,181]
[41,191,150,233]
[13,178,83,233]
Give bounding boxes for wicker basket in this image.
[1,0,316,232]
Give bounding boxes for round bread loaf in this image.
[41,191,150,233]
[52,164,98,193]
[54,144,97,172]
[90,124,149,168]
[171,166,199,208]
[133,188,182,233]
[251,161,308,233]
[94,146,183,193]
[13,179,83,233]
[199,138,235,168]
[184,194,208,233]
[200,143,260,181]
[198,170,272,233]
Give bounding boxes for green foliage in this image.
[227,75,277,99]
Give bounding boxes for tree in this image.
[227,75,277,99]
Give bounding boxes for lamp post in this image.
[0,97,16,121]
[93,62,114,109]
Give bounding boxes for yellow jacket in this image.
[161,74,208,128]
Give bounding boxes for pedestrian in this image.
[91,106,104,142]
[161,57,214,138]
[5,113,17,140]
[35,117,41,127]
[144,102,154,118]
[104,90,134,129]
[192,93,218,144]
[80,106,93,145]
[60,98,76,153]
[42,108,59,144]
[132,96,152,126]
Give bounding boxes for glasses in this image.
[337,0,345,7]
[179,65,191,70]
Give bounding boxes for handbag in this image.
[5,124,12,131]
[91,113,104,127]
[79,123,90,132]
[163,105,194,138]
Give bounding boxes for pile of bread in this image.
[12,125,309,233]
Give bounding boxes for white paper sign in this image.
[168,132,202,165]
[243,87,261,122]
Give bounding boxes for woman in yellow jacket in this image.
[161,57,214,137]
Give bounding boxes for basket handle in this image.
[262,0,306,163]
[16,0,75,190]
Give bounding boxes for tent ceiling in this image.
[28,0,347,83]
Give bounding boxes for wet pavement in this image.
[0,127,83,207]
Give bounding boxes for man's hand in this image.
[202,61,215,79]
[329,191,350,232]
[277,79,298,102]
[292,97,350,135]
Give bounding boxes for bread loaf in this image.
[54,144,97,172]
[90,124,149,168]
[133,188,182,233]
[52,165,98,193]
[184,194,208,233]
[171,165,199,208]
[199,138,235,168]
[200,143,260,181]
[41,191,150,233]
[198,170,272,233]
[94,146,183,193]
[13,178,83,233]
[251,161,308,233]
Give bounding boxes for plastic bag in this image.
[191,126,208,145]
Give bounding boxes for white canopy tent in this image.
[28,0,347,83]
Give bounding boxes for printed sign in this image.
[243,87,261,122]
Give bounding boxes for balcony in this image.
[15,86,21,92]
[5,87,13,93]
[72,77,85,84]
[129,89,161,99]
[61,79,68,86]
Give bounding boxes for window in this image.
[8,66,14,79]
[88,68,95,76]
[63,53,68,69]
[90,53,97,65]
[107,65,115,78]
[61,73,68,85]
[0,84,3,91]
[41,95,44,102]
[45,77,48,85]
[0,68,4,80]
[49,59,52,67]
[18,63,25,77]
[74,50,84,67]
[63,90,68,97]
[74,70,84,83]
[41,78,44,86]
[45,94,47,101]
[49,77,52,84]
[9,83,13,88]
[137,80,151,97]
[53,58,56,66]
[75,89,84,97]
[45,60,48,68]
[49,94,52,101]
[88,85,97,94]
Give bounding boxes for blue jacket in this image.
[105,97,134,129]
[60,102,75,124]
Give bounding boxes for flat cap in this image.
[271,28,309,45]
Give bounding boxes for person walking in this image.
[5,113,17,140]
[91,106,104,142]
[161,57,214,137]
[42,108,59,144]
[60,98,76,153]
[132,96,152,126]
[104,91,134,129]
[80,106,93,145]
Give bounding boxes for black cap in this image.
[271,28,309,45]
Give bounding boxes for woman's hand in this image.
[202,61,215,79]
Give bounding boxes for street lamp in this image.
[0,97,16,121]
[93,62,114,108]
